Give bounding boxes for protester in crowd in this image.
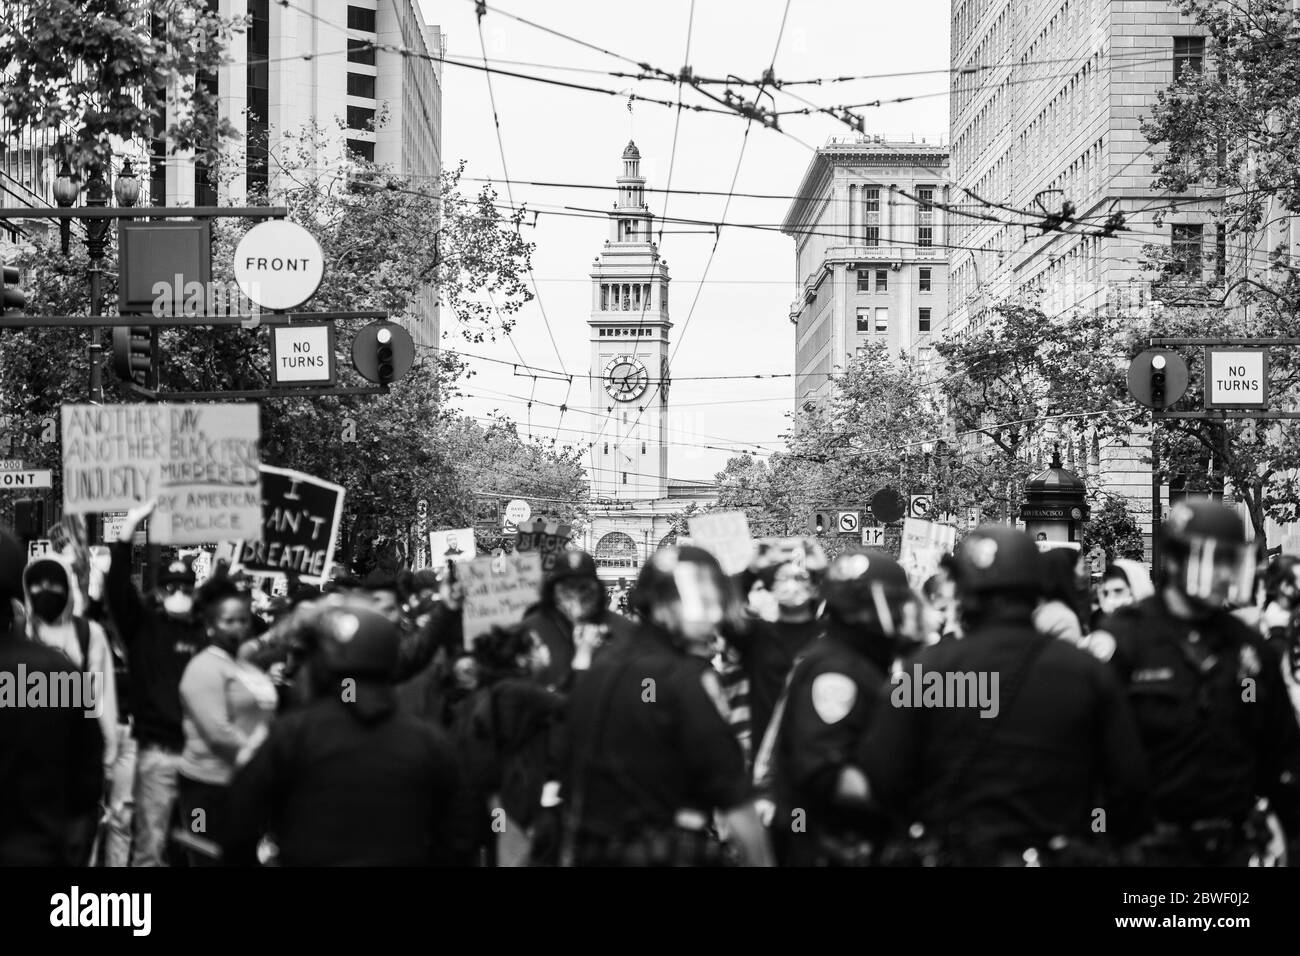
[1034,548,1087,643]
[1255,556,1300,718]
[222,595,475,866]
[920,556,962,645]
[105,499,207,867]
[175,578,278,866]
[22,553,119,863]
[1095,560,1155,619]
[521,551,636,692]
[0,526,105,866]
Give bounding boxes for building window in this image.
[875,308,889,333]
[346,139,375,162]
[594,531,638,568]
[864,225,880,245]
[1172,223,1203,276]
[347,72,376,98]
[622,472,628,485]
[347,37,376,65]
[603,443,609,455]
[346,106,376,131]
[862,186,881,245]
[1215,224,1226,280]
[919,268,932,292]
[857,270,870,292]
[856,308,870,332]
[347,5,376,31]
[875,268,888,291]
[917,185,934,210]
[1173,36,1205,84]
[863,186,880,214]
[918,226,933,249]
[919,307,931,333]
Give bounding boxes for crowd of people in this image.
[2,494,1299,867]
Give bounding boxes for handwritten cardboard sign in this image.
[514,518,572,572]
[460,551,543,648]
[687,511,755,576]
[61,404,262,546]
[233,465,344,585]
[429,528,476,566]
[899,518,957,589]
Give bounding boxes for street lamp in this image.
[113,159,140,208]
[52,161,78,255]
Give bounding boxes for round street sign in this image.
[233,220,325,311]
[870,487,905,524]
[505,499,532,525]
[836,511,860,534]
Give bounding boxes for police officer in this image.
[223,595,474,865]
[860,525,1151,865]
[561,546,773,866]
[1091,501,1300,865]
[763,549,911,866]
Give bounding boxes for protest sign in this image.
[687,511,755,575]
[460,551,544,647]
[233,465,344,585]
[178,548,214,585]
[899,518,958,589]
[430,528,476,566]
[514,518,572,572]
[61,404,262,546]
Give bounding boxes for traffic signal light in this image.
[352,320,414,385]
[811,511,831,535]
[1150,353,1167,408]
[112,325,156,387]
[2,263,25,315]
[376,327,395,385]
[13,497,44,542]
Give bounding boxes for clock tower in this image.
[588,141,671,500]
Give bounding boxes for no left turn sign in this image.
[836,511,860,533]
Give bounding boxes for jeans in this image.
[175,775,229,867]
[103,726,138,868]
[131,744,181,867]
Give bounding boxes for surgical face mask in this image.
[771,566,814,610]
[163,591,194,617]
[30,586,68,624]
[1097,580,1133,616]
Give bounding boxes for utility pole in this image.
[86,164,110,406]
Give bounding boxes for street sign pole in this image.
[1151,417,1161,574]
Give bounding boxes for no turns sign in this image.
[1205,348,1267,409]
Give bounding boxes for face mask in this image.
[771,574,813,610]
[30,590,68,624]
[163,592,194,617]
[555,584,600,624]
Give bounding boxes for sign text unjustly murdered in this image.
[234,465,344,584]
[60,404,263,546]
[1205,348,1268,409]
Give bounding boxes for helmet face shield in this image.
[649,559,725,642]
[1180,536,1255,606]
[869,581,922,642]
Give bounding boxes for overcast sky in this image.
[418,0,950,484]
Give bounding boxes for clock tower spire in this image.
[588,141,671,500]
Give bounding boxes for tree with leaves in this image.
[1,0,245,172]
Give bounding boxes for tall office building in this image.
[946,0,1224,552]
[782,136,950,408]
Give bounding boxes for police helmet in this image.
[821,548,916,637]
[630,546,742,642]
[953,525,1041,597]
[303,595,401,679]
[1162,500,1253,605]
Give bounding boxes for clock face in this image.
[604,354,649,402]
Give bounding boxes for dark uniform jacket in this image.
[861,612,1151,850]
[770,620,891,859]
[223,681,474,866]
[106,541,205,751]
[563,623,750,840]
[735,617,824,748]
[1099,594,1300,834]
[0,637,105,865]
[523,605,637,692]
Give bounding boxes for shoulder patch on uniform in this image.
[700,669,731,722]
[811,672,856,724]
[1083,629,1117,663]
